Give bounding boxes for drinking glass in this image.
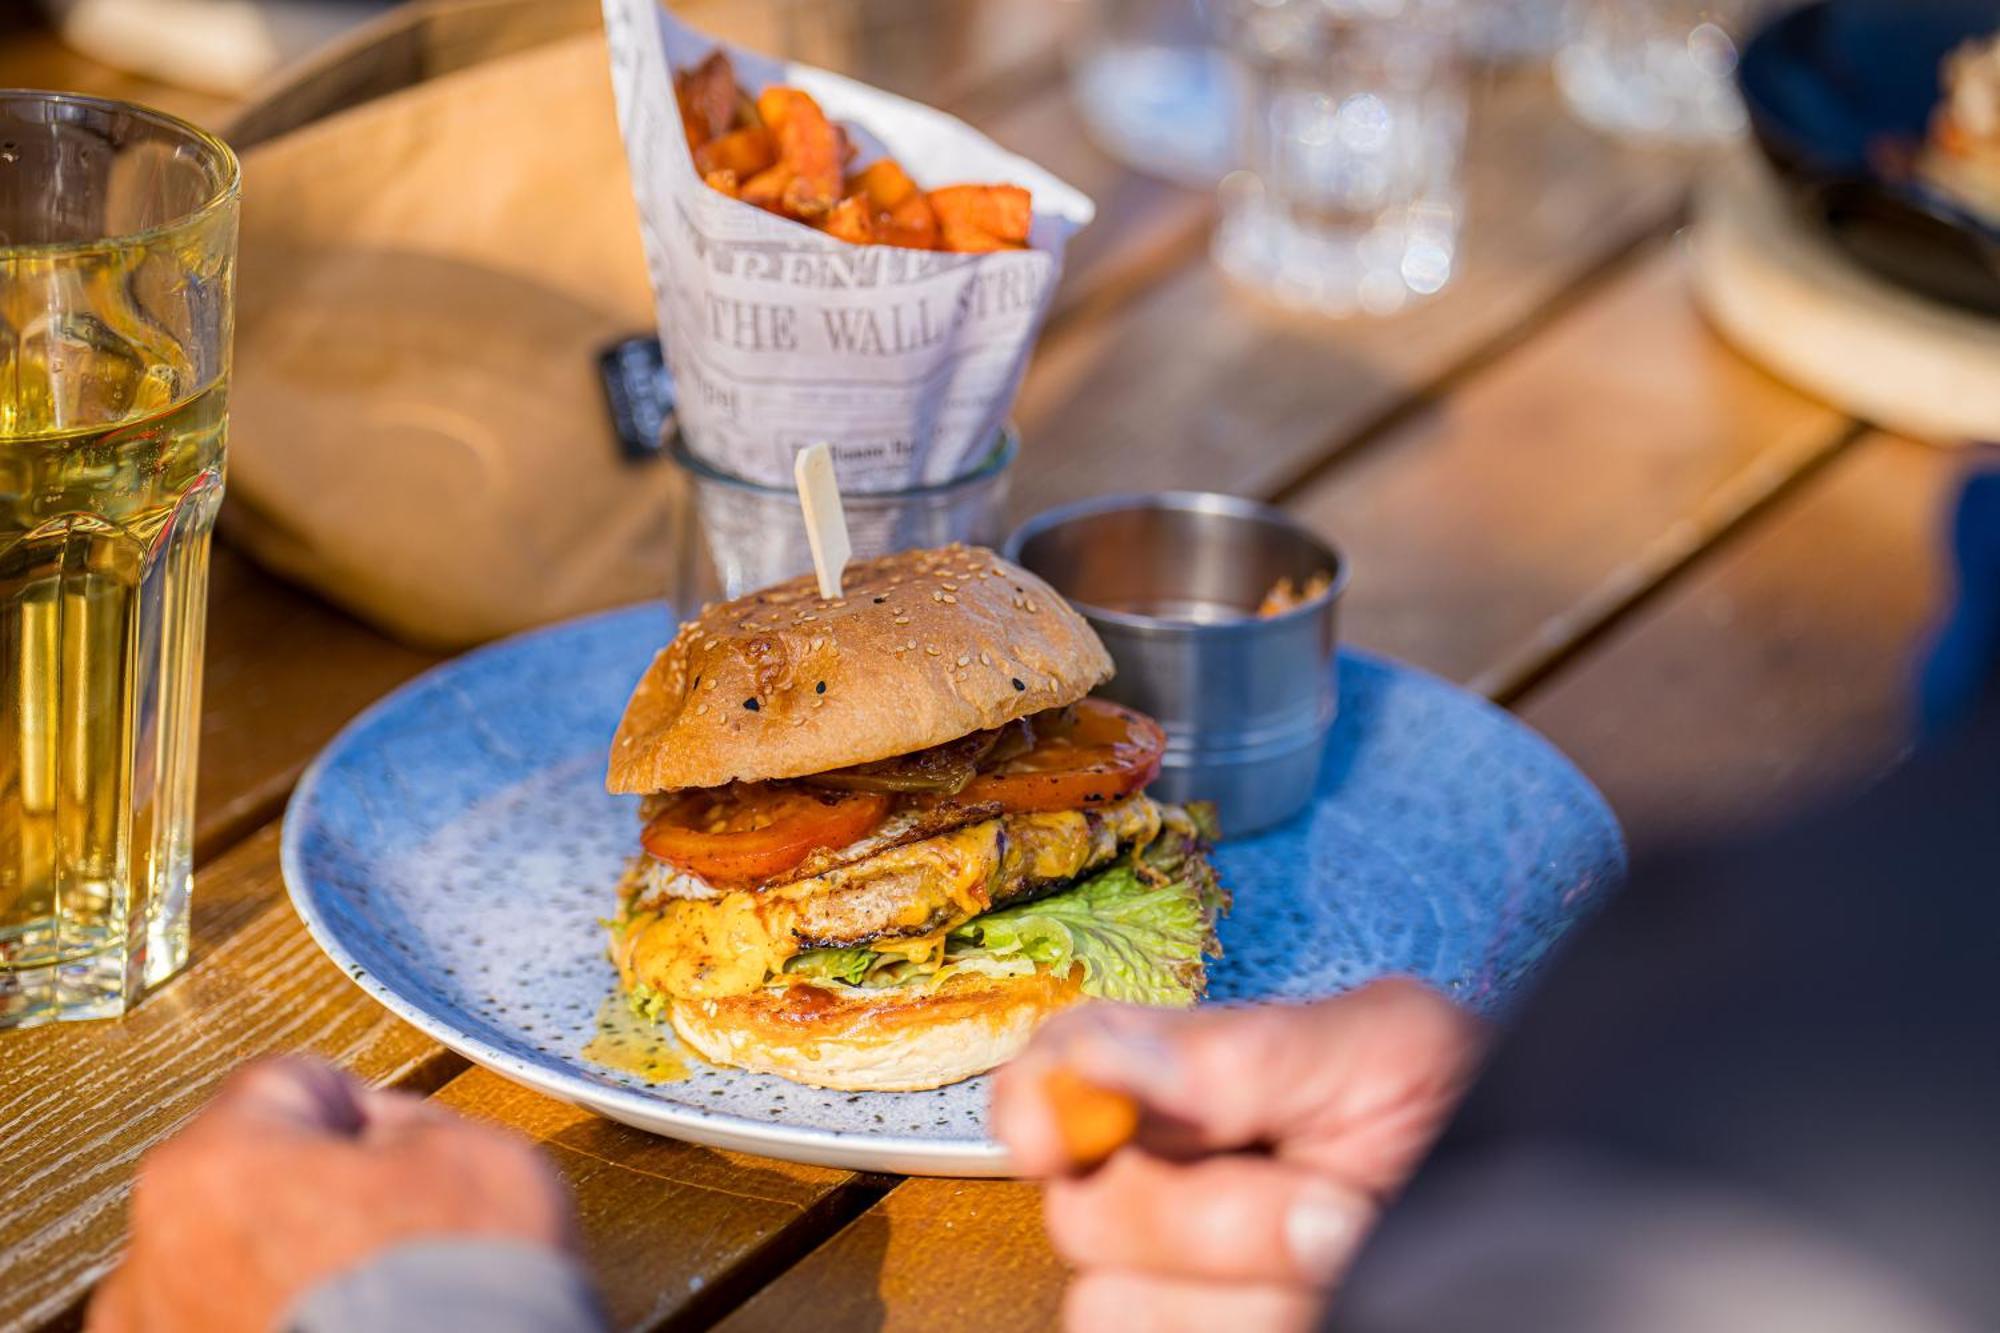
[1555,0,1759,143]
[0,93,239,1029]
[1462,0,1568,60]
[1070,0,1242,187]
[668,430,1017,602]
[1213,0,1467,317]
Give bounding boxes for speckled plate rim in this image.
[280,604,1626,1177]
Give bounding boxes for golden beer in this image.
[0,94,238,1028]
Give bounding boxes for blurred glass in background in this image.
[1555,0,1760,142]
[1069,0,1243,187]
[1459,0,1567,60]
[1212,0,1466,316]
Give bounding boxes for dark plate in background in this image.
[1738,0,2000,315]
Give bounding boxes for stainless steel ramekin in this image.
[1005,493,1347,836]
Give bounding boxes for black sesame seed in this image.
[815,680,826,694]
[1011,677,1026,691]
[743,698,759,711]
[873,595,888,603]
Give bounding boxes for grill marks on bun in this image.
[607,545,1114,794]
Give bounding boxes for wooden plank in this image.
[715,1180,1057,1333]
[433,1070,864,1332]
[1285,242,1855,693]
[1519,431,1956,850]
[0,827,447,1332]
[1008,69,1692,519]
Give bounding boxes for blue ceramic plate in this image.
[283,605,1625,1176]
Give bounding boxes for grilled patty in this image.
[613,794,1163,1001]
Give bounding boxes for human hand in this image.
[992,979,1485,1333]
[88,1057,577,1333]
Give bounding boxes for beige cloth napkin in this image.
[228,29,675,649]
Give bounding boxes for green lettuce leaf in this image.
[756,813,1227,1005]
[947,832,1224,1006]
[783,947,877,985]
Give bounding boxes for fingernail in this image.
[1285,1182,1368,1285]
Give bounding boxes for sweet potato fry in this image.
[852,158,921,210]
[929,184,1032,252]
[753,85,792,133]
[678,59,1034,253]
[757,87,843,219]
[879,195,940,250]
[935,225,1007,253]
[821,194,877,245]
[675,49,740,152]
[848,160,939,249]
[739,162,795,214]
[694,126,777,180]
[1044,1069,1140,1169]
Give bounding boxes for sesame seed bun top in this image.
[606,545,1114,794]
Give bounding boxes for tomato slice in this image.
[641,786,890,884]
[951,699,1166,815]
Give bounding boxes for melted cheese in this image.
[616,892,792,999]
[617,795,1162,1001]
[869,929,949,969]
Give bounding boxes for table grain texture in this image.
[0,2,1964,1329]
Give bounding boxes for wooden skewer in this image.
[793,441,851,600]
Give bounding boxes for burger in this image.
[604,544,1226,1091]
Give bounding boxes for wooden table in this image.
[2,3,1969,1329]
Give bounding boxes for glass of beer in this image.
[0,93,239,1029]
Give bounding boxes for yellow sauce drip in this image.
[581,994,692,1084]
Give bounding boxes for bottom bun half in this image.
[666,968,1084,1092]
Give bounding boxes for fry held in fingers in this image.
[673,49,1032,253]
[1044,1068,1142,1169]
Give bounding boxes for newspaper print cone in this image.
[600,1,1095,492]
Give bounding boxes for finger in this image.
[369,1113,581,1250]
[994,1001,1182,1176]
[1063,1272,1322,1333]
[1044,1151,1374,1285]
[1055,981,1483,1190]
[84,1262,136,1333]
[201,1058,368,1138]
[351,1084,457,1142]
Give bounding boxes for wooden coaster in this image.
[1690,145,2000,446]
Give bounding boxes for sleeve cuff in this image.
[285,1238,606,1333]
